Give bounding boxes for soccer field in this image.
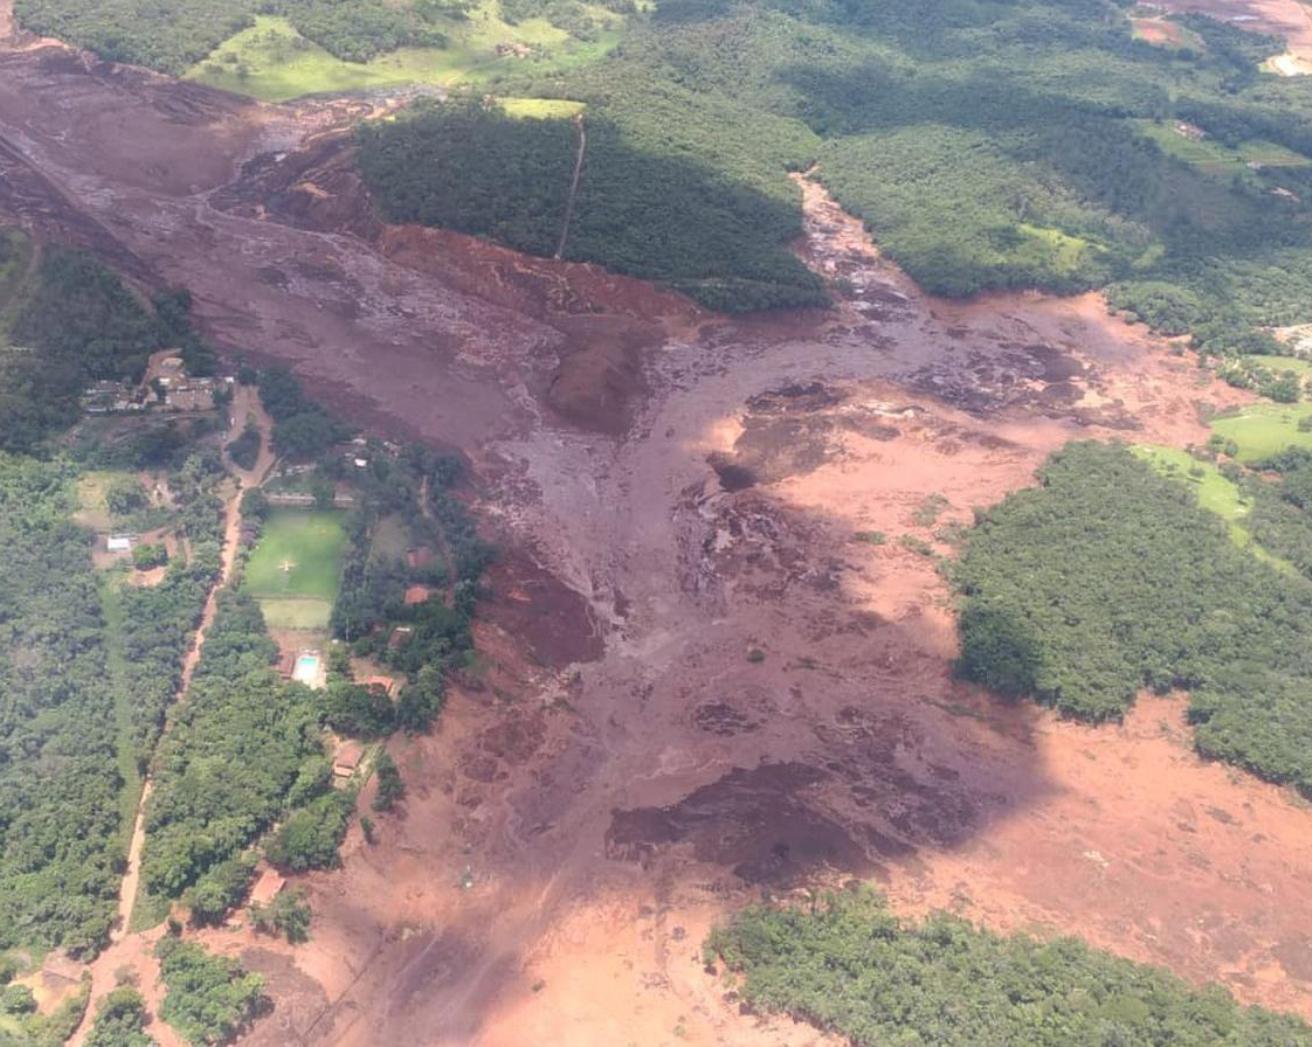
[245,510,347,626]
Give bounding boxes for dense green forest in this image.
[954,441,1312,792]
[355,0,1312,330]
[707,888,1312,1045]
[0,456,124,954]
[140,590,328,902]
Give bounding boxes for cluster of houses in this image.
[81,352,231,416]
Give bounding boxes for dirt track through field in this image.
[6,19,1312,1046]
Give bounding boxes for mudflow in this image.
[5,12,1312,1046]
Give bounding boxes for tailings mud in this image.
[2,27,1311,1047]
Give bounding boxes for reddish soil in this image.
[1156,0,1312,67]
[1132,16,1193,47]
[4,25,1312,1047]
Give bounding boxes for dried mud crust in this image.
[3,29,1312,1047]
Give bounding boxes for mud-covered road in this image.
[5,17,1312,1047]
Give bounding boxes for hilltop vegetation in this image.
[954,441,1312,793]
[707,888,1312,1046]
[354,0,1312,328]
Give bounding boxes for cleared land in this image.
[185,6,619,103]
[1132,119,1312,174]
[1210,403,1312,462]
[244,509,346,627]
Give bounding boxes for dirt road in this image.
[4,25,1312,1047]
[69,393,274,1047]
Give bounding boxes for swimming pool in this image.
[292,654,321,686]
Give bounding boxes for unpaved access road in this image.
[68,388,275,1047]
[4,23,1312,1047]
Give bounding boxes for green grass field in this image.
[1132,119,1312,174]
[1133,443,1296,573]
[185,3,621,103]
[245,509,346,626]
[1209,403,1312,463]
[1132,445,1247,519]
[1244,354,1312,377]
[500,97,586,119]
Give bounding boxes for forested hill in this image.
[360,0,1312,334]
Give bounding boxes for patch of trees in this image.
[227,422,262,471]
[141,590,328,901]
[706,887,1311,1046]
[2,246,157,453]
[155,937,265,1047]
[357,99,827,312]
[330,450,487,733]
[250,886,311,943]
[954,441,1312,792]
[371,751,404,812]
[0,456,123,954]
[86,986,153,1047]
[257,368,348,461]
[0,976,91,1046]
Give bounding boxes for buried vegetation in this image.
[954,441,1312,792]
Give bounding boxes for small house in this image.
[333,740,364,779]
[107,534,135,553]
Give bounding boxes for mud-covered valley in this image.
[7,9,1312,1045]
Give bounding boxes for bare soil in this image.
[3,22,1312,1047]
[1156,0,1312,69]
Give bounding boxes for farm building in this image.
[333,740,364,779]
[107,534,135,552]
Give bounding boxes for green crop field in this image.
[1210,403,1312,463]
[245,509,346,626]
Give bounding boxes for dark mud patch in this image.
[905,342,1094,418]
[238,947,330,1046]
[606,762,879,885]
[693,701,760,736]
[1275,938,1312,982]
[545,315,655,436]
[480,553,603,667]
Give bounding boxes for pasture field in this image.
[1244,354,1312,376]
[186,4,620,103]
[245,509,346,627]
[1131,444,1293,572]
[1131,445,1247,520]
[500,97,586,119]
[1132,119,1312,173]
[1209,403,1312,462]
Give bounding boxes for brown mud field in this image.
[5,13,1312,1046]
